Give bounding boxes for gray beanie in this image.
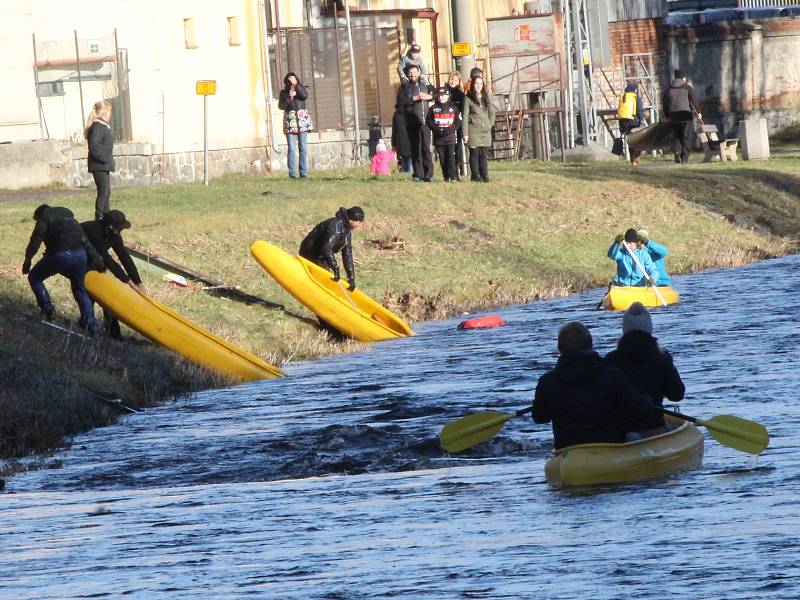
[622,302,653,335]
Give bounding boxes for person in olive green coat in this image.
[461,76,496,182]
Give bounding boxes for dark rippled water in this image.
[1,256,798,599]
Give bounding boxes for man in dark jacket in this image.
[605,302,685,433]
[663,69,701,164]
[22,204,102,333]
[396,65,435,182]
[82,209,144,339]
[532,321,657,450]
[426,87,461,182]
[299,206,365,292]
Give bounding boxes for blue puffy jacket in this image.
[607,242,658,286]
[642,240,672,286]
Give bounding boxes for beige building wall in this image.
[3,0,272,153]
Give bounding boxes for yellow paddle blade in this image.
[439,411,515,453]
[698,415,769,455]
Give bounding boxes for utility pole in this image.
[343,2,361,161]
[451,0,475,81]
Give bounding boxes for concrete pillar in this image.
[451,0,475,81]
[739,118,770,160]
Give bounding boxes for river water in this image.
[2,255,798,599]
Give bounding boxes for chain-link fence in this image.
[270,25,402,130]
[32,30,131,143]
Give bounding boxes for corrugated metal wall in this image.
[608,0,669,21]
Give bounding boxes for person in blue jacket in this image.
[607,228,658,286]
[637,228,672,286]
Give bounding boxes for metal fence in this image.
[271,25,402,130]
[32,30,131,143]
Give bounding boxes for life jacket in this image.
[617,92,637,120]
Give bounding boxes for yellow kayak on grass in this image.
[250,240,414,342]
[601,285,680,311]
[544,416,704,488]
[85,271,284,382]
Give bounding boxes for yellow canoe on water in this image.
[85,271,284,382]
[601,285,680,310]
[544,416,704,488]
[250,241,414,342]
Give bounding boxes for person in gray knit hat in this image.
[606,301,685,436]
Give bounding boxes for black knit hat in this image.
[624,228,639,243]
[674,69,686,79]
[346,206,365,222]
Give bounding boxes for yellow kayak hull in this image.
[544,416,704,488]
[250,241,414,342]
[85,271,283,382]
[602,285,680,311]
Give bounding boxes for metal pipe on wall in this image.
[261,0,281,156]
[344,2,361,160]
[450,0,475,81]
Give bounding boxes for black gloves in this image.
[614,233,624,244]
[21,260,31,275]
[347,278,356,291]
[331,274,340,283]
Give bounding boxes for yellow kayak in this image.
[601,285,680,310]
[250,240,414,342]
[85,271,284,381]
[544,416,704,488]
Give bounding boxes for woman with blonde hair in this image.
[84,100,115,220]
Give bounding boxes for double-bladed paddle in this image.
[439,405,769,455]
[623,240,668,306]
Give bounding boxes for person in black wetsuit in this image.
[299,206,365,338]
[82,209,145,339]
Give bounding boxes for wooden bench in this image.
[697,124,739,162]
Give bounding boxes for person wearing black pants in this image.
[395,64,435,182]
[663,69,701,164]
[85,100,115,220]
[462,75,496,183]
[426,87,460,182]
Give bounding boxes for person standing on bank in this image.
[278,72,312,179]
[426,87,461,182]
[462,76,496,183]
[617,82,644,165]
[663,69,701,164]
[299,206,365,293]
[82,209,144,339]
[22,204,102,334]
[85,100,115,221]
[396,65,435,182]
[446,71,466,176]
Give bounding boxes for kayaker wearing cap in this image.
[607,228,658,286]
[426,86,461,182]
[605,302,686,437]
[532,321,657,450]
[397,43,429,86]
[22,204,102,334]
[637,228,672,286]
[82,209,144,339]
[299,206,365,292]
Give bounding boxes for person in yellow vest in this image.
[617,83,644,165]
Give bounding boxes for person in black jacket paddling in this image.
[426,87,461,182]
[85,100,115,220]
[22,204,102,334]
[82,210,145,339]
[278,72,312,179]
[605,302,685,435]
[532,321,657,450]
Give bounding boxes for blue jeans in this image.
[286,131,308,178]
[28,248,99,332]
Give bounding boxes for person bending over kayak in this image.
[22,204,103,334]
[637,228,672,286]
[605,302,685,436]
[532,321,657,450]
[299,206,365,291]
[82,209,145,339]
[608,228,658,286]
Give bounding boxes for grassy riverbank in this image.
[1,157,798,469]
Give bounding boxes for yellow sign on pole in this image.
[196,80,217,95]
[451,42,472,57]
